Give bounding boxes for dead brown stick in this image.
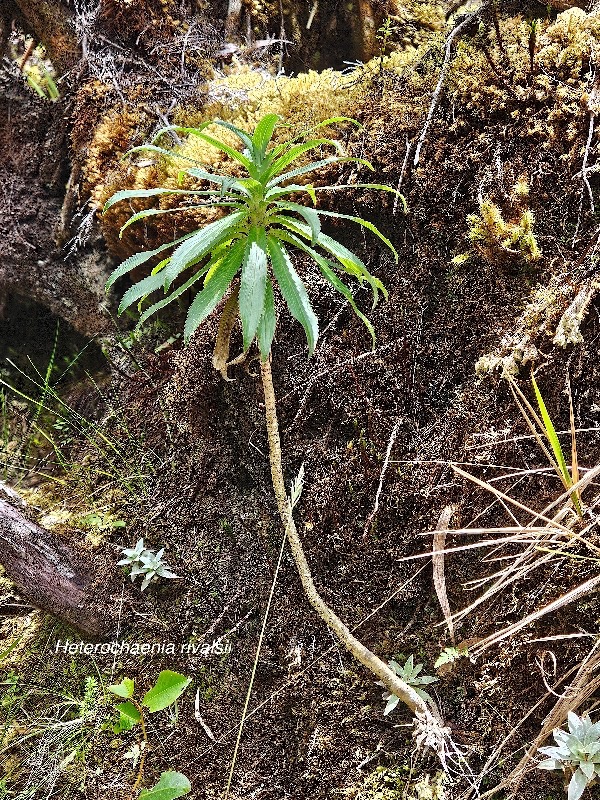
[0,494,118,636]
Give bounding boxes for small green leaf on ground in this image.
[139,771,191,800]
[142,670,191,712]
[108,677,135,698]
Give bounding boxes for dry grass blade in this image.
[568,376,581,508]
[432,505,456,642]
[451,464,570,531]
[477,641,600,799]
[470,573,600,656]
[509,380,560,481]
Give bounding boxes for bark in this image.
[0,495,118,636]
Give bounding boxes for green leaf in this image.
[276,230,376,347]
[139,771,191,800]
[115,701,141,726]
[315,209,398,262]
[142,670,191,713]
[162,211,246,290]
[274,202,321,244]
[239,228,268,351]
[103,187,223,212]
[267,237,318,355]
[531,374,581,514]
[257,278,276,360]
[105,232,196,291]
[265,142,344,183]
[136,266,209,329]
[174,126,256,176]
[184,239,246,343]
[119,202,243,238]
[118,269,170,315]
[126,143,206,166]
[267,157,366,188]
[251,113,280,159]
[108,677,135,699]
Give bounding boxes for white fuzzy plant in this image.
[538,711,600,800]
[118,539,178,591]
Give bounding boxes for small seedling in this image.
[378,656,438,716]
[109,670,191,796]
[118,538,178,591]
[537,711,600,800]
[434,646,469,669]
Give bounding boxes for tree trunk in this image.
[0,495,119,636]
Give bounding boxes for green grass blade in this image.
[531,374,572,491]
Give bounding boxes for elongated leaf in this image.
[239,228,268,350]
[173,127,255,175]
[118,269,170,315]
[136,265,210,328]
[139,771,191,800]
[316,232,388,303]
[103,187,225,212]
[265,141,345,182]
[532,374,570,487]
[274,202,321,243]
[568,768,589,800]
[252,113,280,159]
[142,670,191,713]
[267,237,318,355]
[162,211,246,290]
[315,209,398,261]
[126,143,206,165]
[106,232,196,290]
[184,239,246,342]
[275,230,376,346]
[532,374,582,515]
[119,203,242,237]
[210,119,255,155]
[268,116,361,158]
[257,279,276,360]
[267,157,368,189]
[265,183,318,202]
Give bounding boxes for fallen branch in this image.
[0,491,119,636]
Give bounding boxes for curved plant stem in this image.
[260,357,430,716]
[131,700,148,795]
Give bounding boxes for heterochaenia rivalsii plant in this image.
[104,114,446,738]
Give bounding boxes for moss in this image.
[465,197,541,266]
[348,765,447,799]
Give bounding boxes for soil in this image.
[2,3,600,800]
